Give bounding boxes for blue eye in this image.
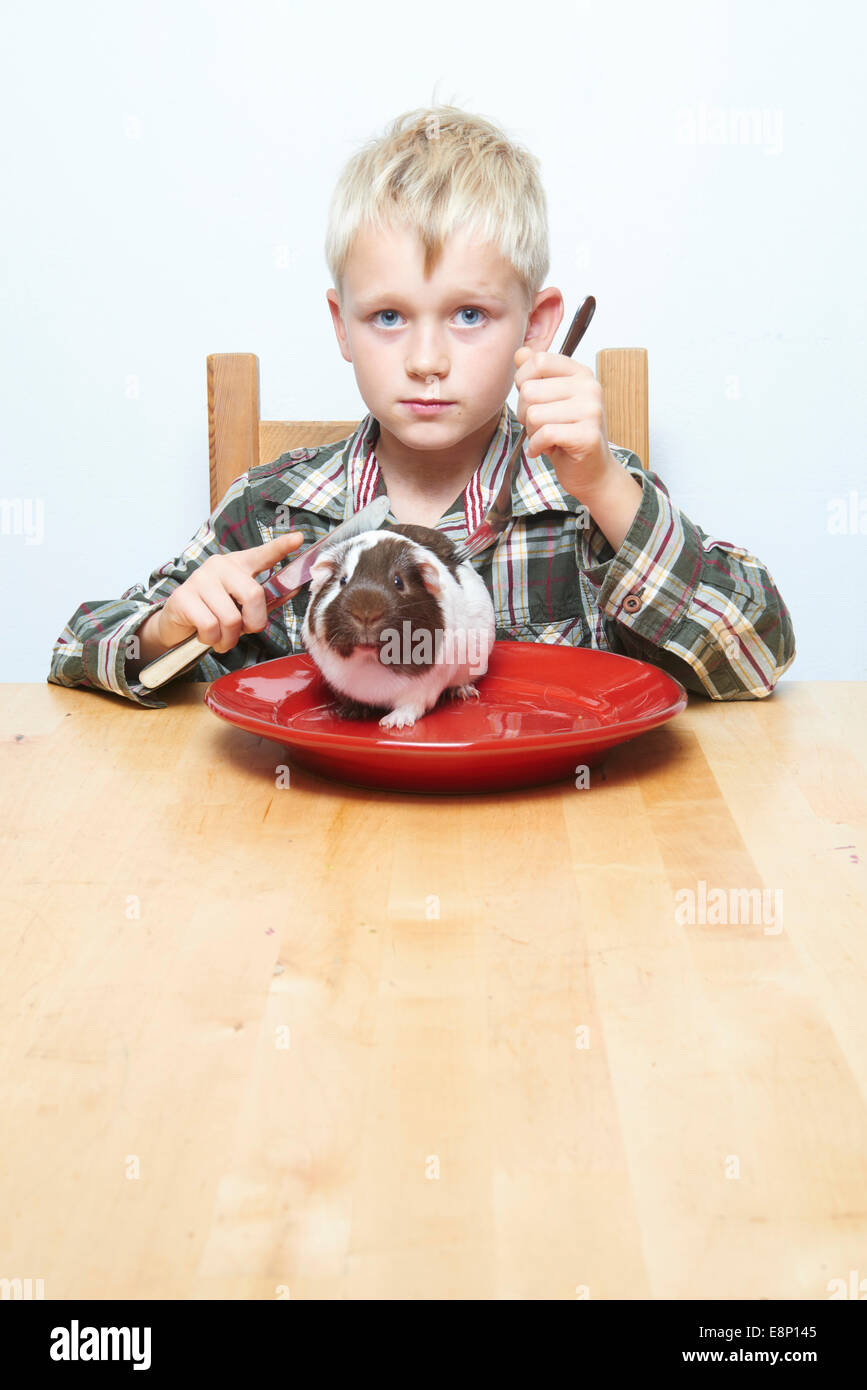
[371,307,486,327]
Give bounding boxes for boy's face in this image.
[326,221,563,457]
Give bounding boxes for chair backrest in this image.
[207,348,649,513]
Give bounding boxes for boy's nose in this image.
[404,335,448,378]
[406,359,448,378]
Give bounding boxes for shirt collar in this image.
[256,401,587,529]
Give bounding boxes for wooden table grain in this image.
[1,680,865,1301]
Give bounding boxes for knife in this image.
[137,494,392,689]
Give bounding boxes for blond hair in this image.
[325,105,549,310]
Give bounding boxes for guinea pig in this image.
[300,523,496,729]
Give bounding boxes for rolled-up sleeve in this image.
[577,453,797,700]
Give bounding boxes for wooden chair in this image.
[207,349,649,513]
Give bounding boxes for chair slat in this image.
[596,348,649,469]
[207,354,260,512]
[258,421,360,472]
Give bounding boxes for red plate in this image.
[204,643,687,794]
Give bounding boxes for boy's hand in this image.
[155,531,306,653]
[513,346,618,503]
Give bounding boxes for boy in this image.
[48,105,795,709]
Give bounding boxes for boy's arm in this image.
[47,473,285,709]
[576,449,797,700]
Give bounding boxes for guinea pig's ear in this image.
[415,557,444,599]
[307,550,342,597]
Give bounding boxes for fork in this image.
[451,295,596,565]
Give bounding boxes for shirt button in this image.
[621,593,642,613]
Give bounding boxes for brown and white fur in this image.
[300,524,495,729]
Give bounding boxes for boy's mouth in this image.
[400,400,455,414]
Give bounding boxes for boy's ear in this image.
[522,286,565,354]
[326,289,352,363]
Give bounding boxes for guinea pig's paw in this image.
[378,704,423,730]
[445,682,481,703]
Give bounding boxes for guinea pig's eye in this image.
[393,574,404,591]
[339,575,347,586]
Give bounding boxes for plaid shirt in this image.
[47,401,796,708]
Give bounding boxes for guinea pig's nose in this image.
[346,593,386,626]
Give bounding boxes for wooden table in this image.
[1,680,865,1301]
